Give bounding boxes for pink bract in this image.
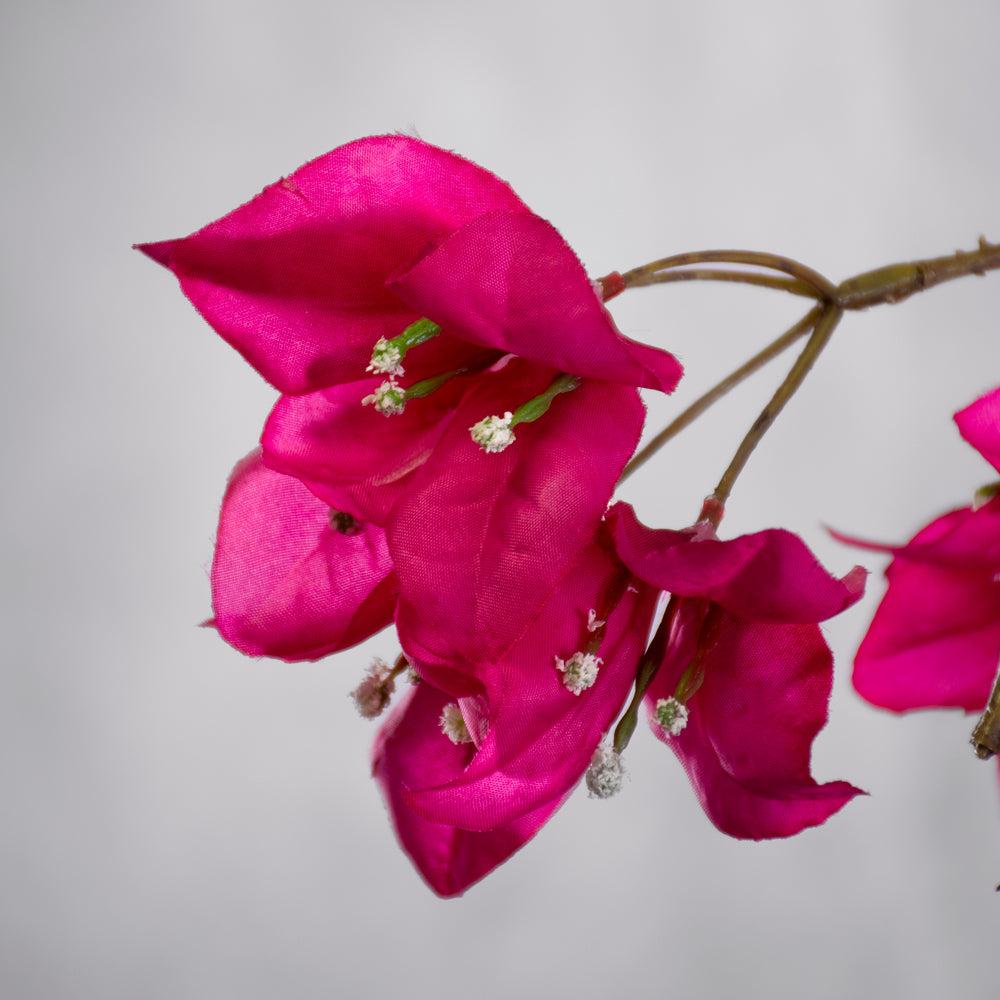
[608,502,865,839]
[373,682,565,898]
[389,357,646,689]
[402,531,658,832]
[139,135,682,529]
[849,385,1000,714]
[212,451,397,660]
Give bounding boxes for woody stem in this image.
[971,669,1000,760]
[617,238,1000,486]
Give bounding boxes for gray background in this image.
[2,1,998,997]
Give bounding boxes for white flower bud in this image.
[362,380,406,416]
[366,337,404,377]
[439,702,473,744]
[585,745,624,799]
[469,411,515,453]
[350,657,395,719]
[555,651,602,695]
[654,696,689,737]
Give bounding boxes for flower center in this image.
[469,373,581,453]
[439,702,473,744]
[585,745,625,799]
[654,696,689,737]
[366,318,441,377]
[554,650,603,695]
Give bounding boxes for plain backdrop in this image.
[2,1,998,997]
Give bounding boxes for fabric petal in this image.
[832,502,1000,572]
[648,605,862,839]
[211,450,397,660]
[389,211,684,393]
[955,385,1000,473]
[372,683,563,898]
[137,135,528,394]
[609,503,865,623]
[262,373,471,526]
[389,360,646,686]
[406,541,658,830]
[853,552,1000,712]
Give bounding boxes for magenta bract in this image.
[212,451,397,661]
[608,502,865,839]
[850,386,1000,714]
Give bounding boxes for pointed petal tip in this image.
[134,239,178,268]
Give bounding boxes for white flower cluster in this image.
[366,337,404,377]
[469,411,515,453]
[439,702,473,744]
[555,650,602,695]
[585,745,624,799]
[350,657,396,719]
[654,696,689,737]
[362,380,406,417]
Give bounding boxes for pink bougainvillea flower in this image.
[212,450,397,661]
[373,682,566,898]
[608,502,866,839]
[374,526,657,894]
[387,356,648,691]
[844,386,1000,715]
[138,135,682,526]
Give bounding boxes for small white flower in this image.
[585,745,624,799]
[366,337,404,377]
[350,657,395,719]
[362,380,406,416]
[555,651,602,695]
[469,411,515,453]
[439,702,473,744]
[654,696,689,737]
[587,608,606,633]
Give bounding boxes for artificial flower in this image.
[375,525,657,894]
[608,502,866,839]
[138,134,682,527]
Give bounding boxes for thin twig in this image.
[619,306,822,484]
[623,249,837,300]
[710,306,843,511]
[625,267,819,299]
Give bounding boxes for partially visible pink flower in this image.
[211,450,397,660]
[608,503,866,839]
[138,135,682,526]
[845,386,1000,713]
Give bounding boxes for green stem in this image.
[710,306,842,512]
[620,307,822,484]
[512,373,580,425]
[625,267,820,300]
[612,598,676,754]
[623,249,837,300]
